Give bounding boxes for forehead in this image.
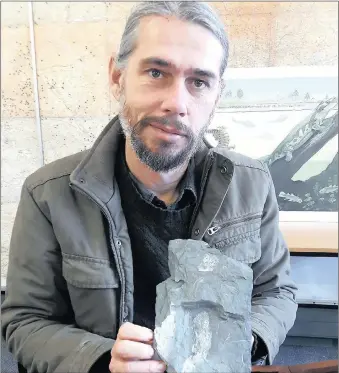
[130,15,224,76]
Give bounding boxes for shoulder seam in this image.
[28,172,72,192]
[212,148,269,176]
[233,162,269,176]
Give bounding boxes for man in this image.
[2,2,298,373]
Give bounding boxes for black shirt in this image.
[115,140,198,330]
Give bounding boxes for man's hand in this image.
[109,322,166,373]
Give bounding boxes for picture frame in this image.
[211,66,338,253]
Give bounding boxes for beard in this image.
[119,94,215,172]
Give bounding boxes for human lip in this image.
[150,122,186,136]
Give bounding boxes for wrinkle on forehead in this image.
[132,15,223,77]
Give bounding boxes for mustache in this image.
[135,116,190,137]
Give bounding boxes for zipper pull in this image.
[207,226,221,235]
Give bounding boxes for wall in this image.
[1,2,338,282]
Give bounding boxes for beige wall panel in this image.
[1,2,29,27]
[273,4,338,66]
[105,2,136,21]
[1,25,34,117]
[1,118,41,203]
[278,2,336,14]
[1,3,38,279]
[41,117,110,164]
[32,2,107,24]
[222,14,273,68]
[212,2,279,16]
[34,22,111,117]
[213,2,338,67]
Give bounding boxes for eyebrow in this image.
[140,57,218,80]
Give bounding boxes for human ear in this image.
[109,55,124,101]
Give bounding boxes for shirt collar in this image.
[120,143,197,209]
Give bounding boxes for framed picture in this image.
[208,66,338,253]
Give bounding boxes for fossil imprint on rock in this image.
[153,239,253,373]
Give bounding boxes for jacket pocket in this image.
[62,254,119,288]
[204,213,262,264]
[62,254,119,339]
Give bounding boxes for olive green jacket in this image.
[2,117,297,372]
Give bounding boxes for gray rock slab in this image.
[153,239,253,373]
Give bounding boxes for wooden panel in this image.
[280,222,338,254]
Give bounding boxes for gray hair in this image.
[115,1,229,78]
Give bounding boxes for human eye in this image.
[191,78,209,90]
[147,69,163,79]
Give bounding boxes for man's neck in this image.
[125,141,189,205]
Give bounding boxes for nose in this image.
[160,80,188,117]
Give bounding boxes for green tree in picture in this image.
[290,89,299,100]
[237,89,244,99]
[224,90,232,98]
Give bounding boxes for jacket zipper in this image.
[189,151,215,235]
[207,213,262,236]
[69,182,126,326]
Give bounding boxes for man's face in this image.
[113,16,224,172]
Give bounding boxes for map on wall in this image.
[208,67,338,212]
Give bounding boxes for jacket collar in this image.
[70,116,122,203]
[70,115,233,211]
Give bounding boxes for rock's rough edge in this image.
[154,239,253,373]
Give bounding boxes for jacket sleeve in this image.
[251,167,298,364]
[1,182,114,373]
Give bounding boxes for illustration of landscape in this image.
[210,74,338,212]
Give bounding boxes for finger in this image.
[252,367,274,372]
[144,338,154,346]
[111,359,167,373]
[118,322,153,343]
[113,339,154,360]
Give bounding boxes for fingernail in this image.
[153,362,166,372]
[147,345,154,358]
